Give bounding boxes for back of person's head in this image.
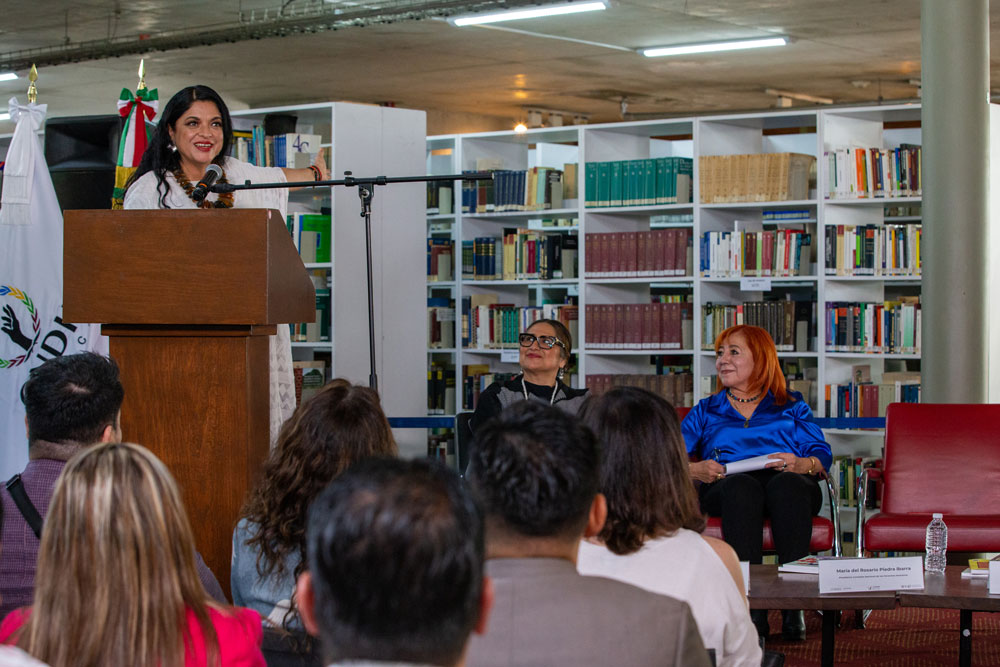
[468,401,600,542]
[22,352,123,448]
[18,442,216,667]
[303,457,485,667]
[578,387,706,555]
[239,379,398,583]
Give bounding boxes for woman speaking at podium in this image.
[123,85,328,444]
[682,324,831,641]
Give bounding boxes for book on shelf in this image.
[584,229,692,278]
[698,153,815,203]
[824,223,921,276]
[699,228,813,278]
[830,456,882,507]
[293,360,327,407]
[585,157,692,208]
[427,362,454,415]
[825,145,921,200]
[291,271,330,342]
[461,366,519,411]
[427,182,454,215]
[287,213,331,264]
[825,376,921,419]
[461,167,565,213]
[702,299,815,353]
[235,128,322,168]
[777,555,821,575]
[427,429,456,467]
[464,230,578,281]
[586,372,693,408]
[427,297,456,349]
[562,162,578,201]
[462,296,578,350]
[585,300,692,351]
[824,298,920,354]
[426,238,454,282]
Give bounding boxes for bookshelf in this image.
[232,102,427,456]
[430,103,922,463]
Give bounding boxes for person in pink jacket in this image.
[0,442,265,667]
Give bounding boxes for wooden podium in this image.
[63,209,315,597]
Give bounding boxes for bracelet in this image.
[807,456,817,475]
[308,164,322,181]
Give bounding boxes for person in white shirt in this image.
[577,386,762,667]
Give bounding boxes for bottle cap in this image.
[932,512,943,519]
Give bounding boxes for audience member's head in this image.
[297,458,490,667]
[238,379,398,598]
[17,442,218,666]
[467,401,604,552]
[579,386,706,555]
[22,352,123,451]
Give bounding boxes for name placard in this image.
[500,349,519,363]
[990,561,1000,595]
[818,556,924,594]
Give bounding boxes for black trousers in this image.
[699,468,823,564]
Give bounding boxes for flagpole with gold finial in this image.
[26,64,37,104]
[112,59,158,208]
[137,58,146,92]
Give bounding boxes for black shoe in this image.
[751,609,770,638]
[781,609,806,642]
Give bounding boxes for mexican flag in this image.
[111,86,158,209]
[0,97,106,478]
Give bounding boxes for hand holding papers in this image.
[723,453,785,475]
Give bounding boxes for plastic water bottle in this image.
[924,513,948,574]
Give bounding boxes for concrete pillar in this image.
[921,0,990,402]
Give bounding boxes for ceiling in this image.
[0,0,998,135]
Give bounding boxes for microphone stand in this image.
[212,171,492,392]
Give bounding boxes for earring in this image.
[168,142,177,153]
[557,367,566,382]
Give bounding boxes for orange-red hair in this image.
[713,324,790,405]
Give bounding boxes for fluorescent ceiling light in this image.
[641,37,787,58]
[451,1,607,27]
[0,72,17,82]
[0,113,10,121]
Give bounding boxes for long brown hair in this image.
[714,324,790,405]
[17,442,219,667]
[579,387,706,555]
[238,379,397,605]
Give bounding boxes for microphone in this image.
[191,164,223,203]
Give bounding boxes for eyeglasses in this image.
[518,332,566,350]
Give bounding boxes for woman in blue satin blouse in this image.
[682,324,831,642]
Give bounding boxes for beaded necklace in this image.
[172,166,234,209]
[726,388,761,403]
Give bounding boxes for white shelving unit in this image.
[427,103,922,462]
[232,102,427,455]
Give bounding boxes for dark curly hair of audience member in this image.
[578,386,706,555]
[238,379,397,586]
[22,352,123,446]
[467,400,600,540]
[306,457,484,666]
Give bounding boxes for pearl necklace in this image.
[726,388,761,403]
[522,376,559,406]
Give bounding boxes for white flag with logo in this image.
[0,97,106,478]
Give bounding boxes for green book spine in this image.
[655,157,668,204]
[585,162,599,207]
[609,161,623,207]
[598,162,612,207]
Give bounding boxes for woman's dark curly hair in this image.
[237,379,397,614]
[123,84,233,208]
[578,386,706,555]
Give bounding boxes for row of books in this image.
[825,299,921,354]
[830,456,882,509]
[825,145,922,200]
[824,224,921,276]
[461,296,579,350]
[461,233,578,281]
[698,152,815,203]
[824,377,922,419]
[427,298,455,349]
[583,229,692,277]
[700,229,814,278]
[586,372,694,409]
[234,128,322,169]
[461,168,564,213]
[584,157,693,208]
[290,272,331,342]
[427,362,457,415]
[286,213,331,264]
[701,300,815,352]
[427,238,454,282]
[427,429,457,468]
[462,368,517,411]
[426,182,454,215]
[584,301,693,350]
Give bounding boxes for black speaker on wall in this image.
[44,114,123,211]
